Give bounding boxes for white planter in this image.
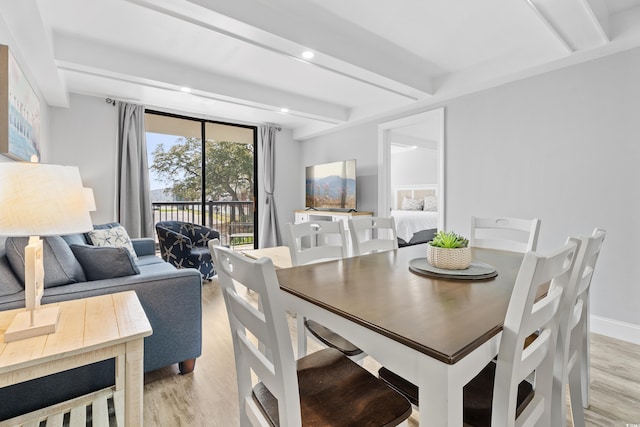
[426,244,471,270]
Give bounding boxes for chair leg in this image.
[297,315,308,358]
[569,361,586,427]
[581,304,591,408]
[581,326,590,408]
[179,358,197,374]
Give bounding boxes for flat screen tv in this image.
[305,159,356,210]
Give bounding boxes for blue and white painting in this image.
[7,50,40,162]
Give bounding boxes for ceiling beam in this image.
[53,33,349,124]
[124,0,435,99]
[526,0,609,52]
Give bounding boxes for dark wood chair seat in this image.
[378,362,534,426]
[304,319,364,357]
[254,348,412,427]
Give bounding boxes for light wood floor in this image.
[143,278,640,426]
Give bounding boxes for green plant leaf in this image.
[429,230,469,248]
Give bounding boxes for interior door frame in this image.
[377,108,445,230]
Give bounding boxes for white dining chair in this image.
[470,216,541,253]
[348,216,399,256]
[380,239,579,426]
[286,220,347,266]
[579,228,606,410]
[552,228,606,427]
[211,246,412,427]
[285,221,364,360]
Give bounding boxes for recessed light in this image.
[280,107,289,113]
[302,51,314,59]
[180,87,191,93]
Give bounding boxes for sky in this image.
[146,132,182,191]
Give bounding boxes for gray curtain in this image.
[117,102,153,238]
[259,126,281,247]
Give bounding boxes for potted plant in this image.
[427,230,471,270]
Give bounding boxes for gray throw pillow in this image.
[5,236,87,288]
[70,245,140,281]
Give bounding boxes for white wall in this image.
[390,148,438,190]
[300,47,640,343]
[48,94,118,225]
[445,47,640,341]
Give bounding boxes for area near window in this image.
[145,111,258,249]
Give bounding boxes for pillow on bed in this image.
[401,196,423,211]
[423,196,438,212]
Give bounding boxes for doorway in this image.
[378,108,445,245]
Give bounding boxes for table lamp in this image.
[0,162,93,342]
[83,187,96,212]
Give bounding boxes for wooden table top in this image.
[0,291,152,373]
[275,244,524,364]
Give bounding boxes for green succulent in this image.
[429,230,469,249]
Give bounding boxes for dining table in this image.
[274,243,524,426]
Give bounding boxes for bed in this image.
[391,185,439,246]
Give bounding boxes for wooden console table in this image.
[0,291,152,426]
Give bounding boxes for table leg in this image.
[125,338,145,425]
[418,367,463,427]
[297,315,308,358]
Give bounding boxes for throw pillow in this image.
[87,225,138,260]
[5,236,87,288]
[423,196,438,212]
[401,196,423,211]
[70,245,140,281]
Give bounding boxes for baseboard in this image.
[591,315,640,345]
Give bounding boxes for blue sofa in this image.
[0,226,203,421]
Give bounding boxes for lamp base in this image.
[3,306,60,343]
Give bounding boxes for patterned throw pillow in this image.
[401,196,423,211]
[87,225,138,260]
[423,196,438,212]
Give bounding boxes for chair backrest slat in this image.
[286,220,347,266]
[349,217,399,256]
[470,216,541,253]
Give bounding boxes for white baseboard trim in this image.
[591,315,640,345]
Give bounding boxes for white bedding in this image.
[391,210,438,242]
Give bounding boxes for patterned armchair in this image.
[155,221,220,280]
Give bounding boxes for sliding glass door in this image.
[145,111,257,248]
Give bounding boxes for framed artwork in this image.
[0,44,41,162]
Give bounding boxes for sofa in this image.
[0,223,203,421]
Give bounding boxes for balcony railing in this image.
[152,201,255,247]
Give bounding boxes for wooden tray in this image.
[409,258,498,280]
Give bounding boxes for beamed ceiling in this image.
[2,0,640,139]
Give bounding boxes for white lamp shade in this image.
[0,163,93,236]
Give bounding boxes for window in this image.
[145,111,257,248]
